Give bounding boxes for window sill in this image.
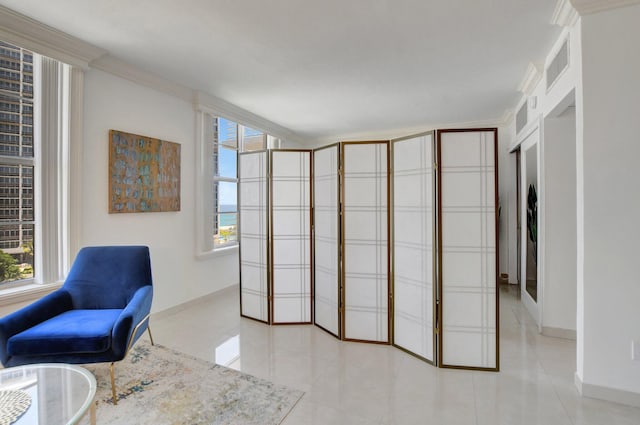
[196,244,239,261]
[0,281,63,308]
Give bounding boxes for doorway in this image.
[519,127,540,324]
[540,91,577,339]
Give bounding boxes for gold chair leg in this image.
[110,362,117,405]
[147,325,155,346]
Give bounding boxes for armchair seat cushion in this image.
[7,309,123,356]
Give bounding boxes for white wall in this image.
[501,6,587,383]
[497,123,516,282]
[82,69,239,313]
[542,105,576,335]
[579,4,640,395]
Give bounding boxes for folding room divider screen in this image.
[239,129,498,370]
[312,144,340,337]
[391,132,436,363]
[239,150,269,323]
[239,149,312,324]
[341,142,390,343]
[270,150,312,324]
[437,129,498,370]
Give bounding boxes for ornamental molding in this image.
[552,0,580,26]
[518,63,543,96]
[570,0,640,15]
[0,5,106,68]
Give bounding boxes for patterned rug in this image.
[80,341,303,425]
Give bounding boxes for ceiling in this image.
[0,0,561,143]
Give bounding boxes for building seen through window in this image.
[0,41,34,285]
[212,118,270,248]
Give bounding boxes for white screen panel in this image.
[343,143,388,342]
[239,151,269,322]
[313,146,340,336]
[440,131,497,369]
[271,151,312,324]
[393,134,434,361]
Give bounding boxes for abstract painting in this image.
[109,130,181,213]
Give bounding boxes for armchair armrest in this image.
[0,289,73,365]
[111,285,153,358]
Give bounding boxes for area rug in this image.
[80,341,303,425]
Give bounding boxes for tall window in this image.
[0,42,34,285]
[0,40,74,288]
[212,117,267,248]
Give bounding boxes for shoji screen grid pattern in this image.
[392,133,435,363]
[312,145,341,337]
[238,132,498,371]
[239,151,269,323]
[437,129,498,371]
[341,142,390,343]
[270,150,312,324]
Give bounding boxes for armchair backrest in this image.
[63,246,152,309]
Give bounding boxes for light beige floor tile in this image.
[148,284,640,424]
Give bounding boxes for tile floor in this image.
[149,285,640,424]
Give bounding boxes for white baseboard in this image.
[542,326,576,340]
[575,373,640,408]
[151,284,238,320]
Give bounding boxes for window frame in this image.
[195,109,274,259]
[212,117,240,250]
[0,41,81,295]
[0,42,36,288]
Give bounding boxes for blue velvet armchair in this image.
[0,245,154,404]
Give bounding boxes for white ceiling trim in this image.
[0,5,106,68]
[552,0,580,26]
[308,114,509,146]
[194,91,306,145]
[90,55,193,102]
[89,56,308,145]
[0,3,307,145]
[518,63,543,95]
[570,0,640,14]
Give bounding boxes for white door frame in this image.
[514,116,544,331]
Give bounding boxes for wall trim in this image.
[552,0,580,26]
[542,326,577,340]
[309,116,507,147]
[570,0,640,14]
[90,55,193,102]
[0,5,306,145]
[193,91,306,146]
[499,109,515,127]
[150,284,237,319]
[0,282,62,308]
[575,373,640,408]
[518,63,543,95]
[90,58,307,146]
[0,5,106,69]
[67,67,84,267]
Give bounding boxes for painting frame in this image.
[108,129,181,213]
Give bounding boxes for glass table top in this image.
[0,363,96,425]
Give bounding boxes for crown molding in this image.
[0,5,106,69]
[91,56,306,145]
[570,0,640,14]
[552,0,580,26]
[308,116,507,147]
[499,109,515,127]
[193,91,306,145]
[90,55,193,102]
[0,5,305,145]
[517,63,543,95]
